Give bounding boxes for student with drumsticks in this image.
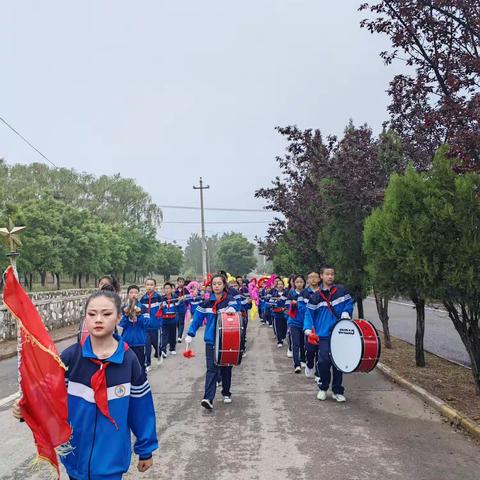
[185,274,241,411]
[286,275,307,373]
[304,265,353,402]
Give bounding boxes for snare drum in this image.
[215,311,244,366]
[329,319,381,373]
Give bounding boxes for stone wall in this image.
[0,289,126,342]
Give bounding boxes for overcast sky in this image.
[1,1,405,246]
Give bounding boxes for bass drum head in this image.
[330,320,362,373]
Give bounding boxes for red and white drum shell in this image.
[329,319,381,373]
[215,311,244,366]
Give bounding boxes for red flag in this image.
[307,328,319,346]
[3,266,72,478]
[287,300,298,319]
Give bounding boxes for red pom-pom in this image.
[183,349,195,359]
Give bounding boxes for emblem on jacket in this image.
[115,385,126,398]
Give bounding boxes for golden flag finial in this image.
[0,218,26,254]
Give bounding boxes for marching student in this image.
[301,271,322,379]
[260,285,273,327]
[98,275,121,293]
[119,284,150,374]
[13,290,158,479]
[175,277,191,343]
[187,281,203,317]
[79,275,122,343]
[185,274,241,410]
[235,275,252,348]
[304,265,353,402]
[157,282,181,357]
[269,278,288,348]
[286,275,307,373]
[138,278,162,370]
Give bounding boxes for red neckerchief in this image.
[88,342,129,428]
[147,291,155,313]
[212,293,227,314]
[318,285,338,316]
[157,294,172,318]
[89,359,118,429]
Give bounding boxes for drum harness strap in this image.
[212,292,228,314]
[318,287,341,320]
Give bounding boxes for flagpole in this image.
[1,220,27,400]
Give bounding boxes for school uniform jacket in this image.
[189,294,203,316]
[60,335,158,480]
[268,288,288,317]
[285,289,306,329]
[138,292,162,330]
[174,287,191,314]
[187,295,240,344]
[119,303,150,347]
[304,284,353,338]
[157,294,181,326]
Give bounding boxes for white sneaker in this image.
[315,376,320,383]
[216,381,222,388]
[177,337,182,343]
[170,350,177,355]
[161,351,167,359]
[201,399,213,410]
[287,349,293,358]
[300,362,307,368]
[294,366,301,373]
[146,365,152,373]
[277,343,283,348]
[223,396,232,404]
[269,324,273,328]
[304,366,315,378]
[332,393,346,403]
[316,390,327,401]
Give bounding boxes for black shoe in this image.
[201,399,213,410]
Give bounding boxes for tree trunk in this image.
[40,271,46,288]
[356,296,364,318]
[79,273,83,289]
[29,272,33,291]
[374,290,392,349]
[86,273,90,285]
[443,300,480,395]
[123,271,126,285]
[134,271,137,282]
[412,296,426,367]
[55,273,61,290]
[72,274,77,286]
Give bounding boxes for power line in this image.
[163,221,271,224]
[159,205,270,213]
[0,116,58,169]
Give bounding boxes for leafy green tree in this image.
[364,164,438,366]
[272,238,306,276]
[215,233,257,275]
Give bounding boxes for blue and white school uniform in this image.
[187,294,240,402]
[138,292,162,366]
[304,284,353,394]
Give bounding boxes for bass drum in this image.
[214,311,245,366]
[329,319,381,373]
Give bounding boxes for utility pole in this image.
[193,177,210,277]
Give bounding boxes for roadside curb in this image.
[377,361,480,441]
[0,332,78,361]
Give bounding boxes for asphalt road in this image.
[363,298,471,366]
[0,321,479,480]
